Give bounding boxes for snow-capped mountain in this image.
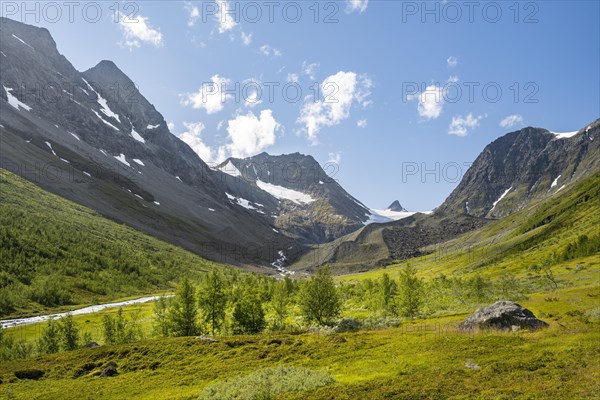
[437,123,600,218]
[0,18,292,268]
[215,153,372,243]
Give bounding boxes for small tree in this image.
[59,313,79,351]
[298,266,341,326]
[379,273,397,313]
[270,281,290,330]
[198,270,228,336]
[38,317,60,354]
[168,277,199,337]
[396,265,423,319]
[232,290,266,334]
[152,296,170,338]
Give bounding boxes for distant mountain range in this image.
[1,18,598,274]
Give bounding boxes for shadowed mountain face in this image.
[0,18,294,269]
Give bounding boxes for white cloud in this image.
[226,110,281,158]
[167,121,176,132]
[184,2,200,27]
[448,113,483,136]
[346,0,369,13]
[244,89,263,108]
[409,84,444,120]
[298,71,372,143]
[217,120,224,131]
[259,45,282,57]
[179,122,226,164]
[499,114,524,129]
[447,75,459,83]
[180,74,231,114]
[287,73,299,83]
[447,56,458,67]
[357,119,368,128]
[327,151,342,164]
[215,0,237,33]
[240,32,252,45]
[118,12,163,50]
[302,61,320,80]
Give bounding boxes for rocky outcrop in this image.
[386,200,407,212]
[459,301,548,331]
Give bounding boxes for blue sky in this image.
[8,1,599,210]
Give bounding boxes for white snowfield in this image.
[92,109,119,131]
[551,130,579,139]
[256,180,315,204]
[364,209,432,225]
[3,85,32,111]
[551,175,561,189]
[226,193,263,212]
[1,296,168,329]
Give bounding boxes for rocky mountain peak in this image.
[386,200,407,212]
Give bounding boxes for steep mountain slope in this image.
[216,153,371,244]
[0,169,258,318]
[0,18,292,267]
[291,120,600,273]
[438,122,599,218]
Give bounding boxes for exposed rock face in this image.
[386,200,407,212]
[438,123,599,219]
[459,301,548,331]
[217,153,371,244]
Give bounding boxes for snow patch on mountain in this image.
[82,78,121,123]
[3,86,32,111]
[256,181,315,204]
[552,131,578,139]
[92,109,119,130]
[133,159,145,166]
[490,186,513,211]
[11,34,34,49]
[114,154,130,167]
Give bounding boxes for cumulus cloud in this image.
[346,0,369,13]
[357,119,368,128]
[240,32,252,45]
[287,73,299,83]
[408,84,444,120]
[180,75,231,114]
[447,56,458,67]
[298,71,372,144]
[118,13,163,50]
[448,113,483,136]
[327,151,342,164]
[259,45,282,57]
[302,61,320,80]
[215,0,238,33]
[184,2,200,27]
[167,121,176,132]
[499,114,524,129]
[179,122,226,164]
[226,110,281,158]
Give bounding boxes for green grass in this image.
[0,283,598,399]
[0,169,234,318]
[337,171,600,285]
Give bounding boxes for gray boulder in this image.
[459,301,548,331]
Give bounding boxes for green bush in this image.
[198,365,334,400]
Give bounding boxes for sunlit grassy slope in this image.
[1,172,598,399]
[338,171,600,284]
